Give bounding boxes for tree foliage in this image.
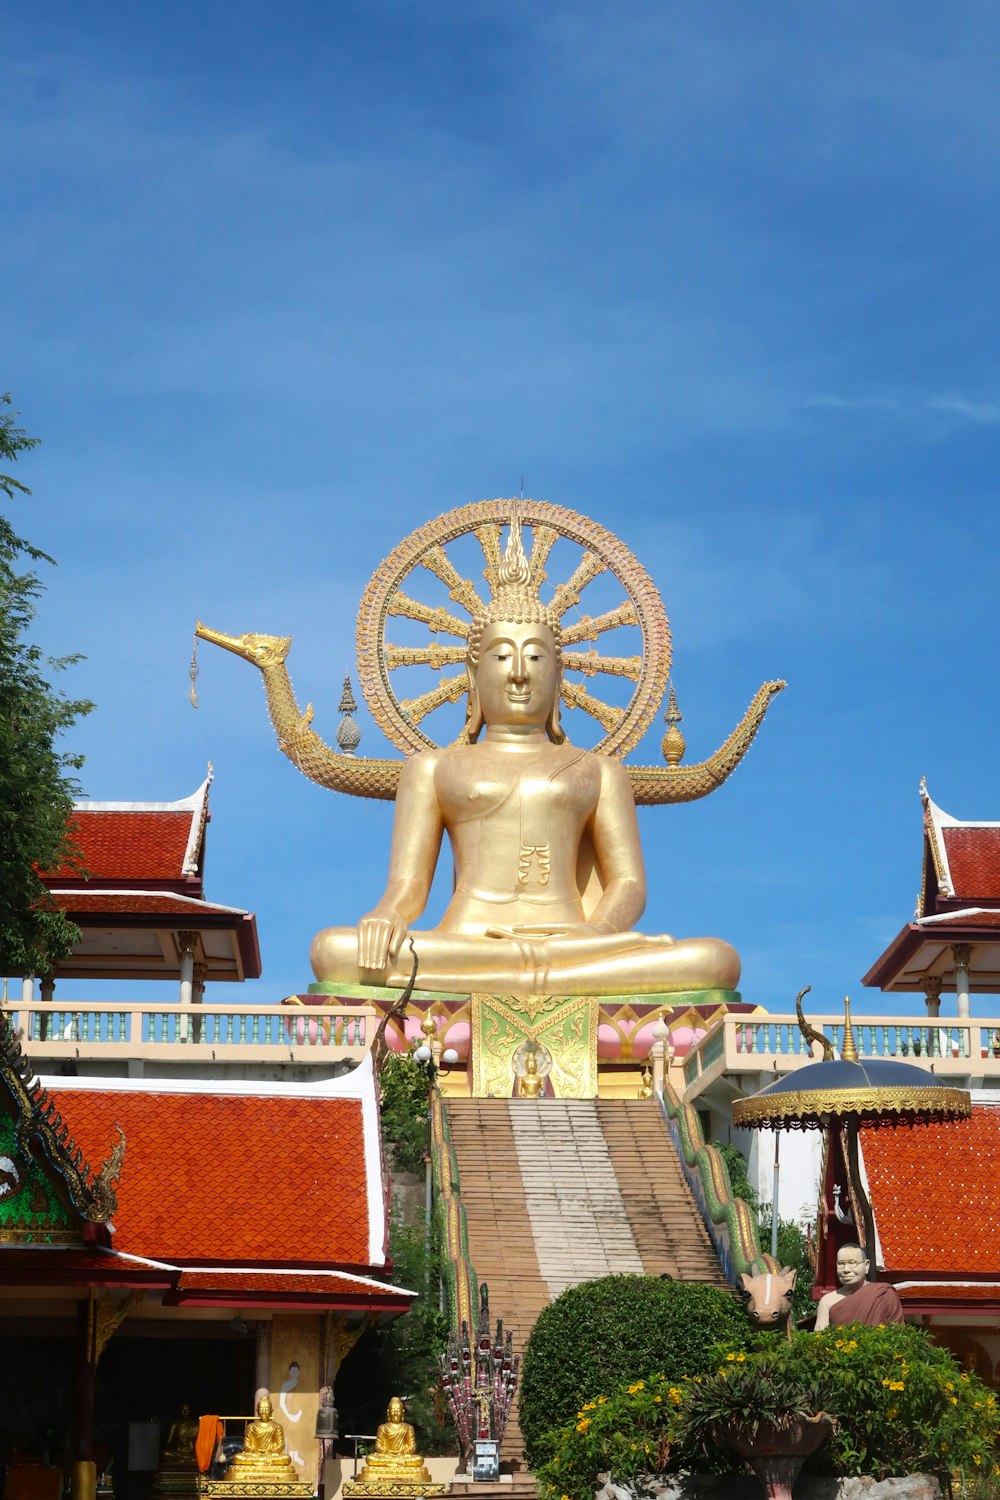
[379,1050,431,1174]
[0,394,92,976]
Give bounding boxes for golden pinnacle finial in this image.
[497,501,532,591]
[840,996,859,1063]
[661,682,686,766]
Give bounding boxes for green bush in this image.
[535,1321,1000,1500]
[379,1051,430,1174]
[519,1274,751,1468]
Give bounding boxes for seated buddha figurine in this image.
[226,1396,296,1479]
[518,1050,544,1098]
[312,516,740,998]
[354,1398,433,1487]
[161,1403,199,1467]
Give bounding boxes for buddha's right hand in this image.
[358,910,408,974]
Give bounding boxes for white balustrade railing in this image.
[681,1013,1000,1095]
[0,1000,377,1063]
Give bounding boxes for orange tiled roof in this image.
[173,1271,407,1298]
[52,893,243,916]
[55,1088,371,1268]
[863,1105,1000,1274]
[47,811,198,884]
[941,827,1000,900]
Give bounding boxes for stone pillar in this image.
[270,1315,323,1487]
[255,1321,272,1395]
[923,975,942,1018]
[192,961,207,1043]
[21,976,34,1003]
[176,933,197,1043]
[952,944,972,1021]
[39,975,54,1041]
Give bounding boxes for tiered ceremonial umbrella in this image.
[732,997,970,1271]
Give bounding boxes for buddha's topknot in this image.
[466,510,562,667]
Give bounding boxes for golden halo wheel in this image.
[355,498,671,758]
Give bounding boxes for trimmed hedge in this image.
[519,1274,751,1468]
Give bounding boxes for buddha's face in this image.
[258,1397,273,1420]
[475,621,559,730]
[388,1398,404,1422]
[835,1246,869,1287]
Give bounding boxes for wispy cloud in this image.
[803,392,1000,431]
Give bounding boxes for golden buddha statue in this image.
[310,515,741,998]
[161,1404,199,1467]
[345,1399,444,1496]
[225,1396,296,1480]
[518,1050,544,1098]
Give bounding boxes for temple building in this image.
[862,779,1000,1012]
[1,774,411,1499]
[27,773,260,1004]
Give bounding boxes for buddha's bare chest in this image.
[435,749,599,836]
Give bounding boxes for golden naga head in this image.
[464,508,565,745]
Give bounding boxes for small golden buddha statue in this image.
[518,1051,543,1098]
[161,1404,199,1467]
[345,1398,444,1495]
[637,1067,653,1099]
[225,1396,296,1480]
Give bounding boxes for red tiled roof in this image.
[173,1272,408,1298]
[47,811,198,883]
[0,1248,171,1286]
[54,1089,370,1267]
[898,1284,1000,1302]
[52,893,242,917]
[941,828,1000,899]
[863,1105,1000,1274]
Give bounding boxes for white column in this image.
[21,977,34,1003]
[953,944,972,1021]
[177,932,196,1007]
[177,932,197,1045]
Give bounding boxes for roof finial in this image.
[661,682,686,766]
[840,996,859,1064]
[336,675,362,757]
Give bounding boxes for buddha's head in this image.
[179,1403,191,1419]
[387,1397,405,1423]
[524,1050,538,1074]
[257,1396,273,1420]
[465,512,564,743]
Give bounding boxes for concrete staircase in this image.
[443,1096,728,1469]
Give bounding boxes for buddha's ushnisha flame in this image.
[466,503,562,668]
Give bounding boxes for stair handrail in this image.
[655,1083,775,1283]
[429,1089,479,1333]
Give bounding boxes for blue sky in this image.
[5,2,1000,1018]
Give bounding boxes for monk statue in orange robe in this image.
[815,1243,904,1329]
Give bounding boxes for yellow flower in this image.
[887,1408,899,1420]
[880,1379,905,1391]
[653,1396,662,1404]
[598,1396,608,1405]
[627,1381,645,1394]
[576,1418,591,1434]
[725,1353,737,1361]
[668,1388,683,1405]
[973,1455,982,1467]
[950,1397,958,1405]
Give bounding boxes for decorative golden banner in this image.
[471,994,599,1099]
